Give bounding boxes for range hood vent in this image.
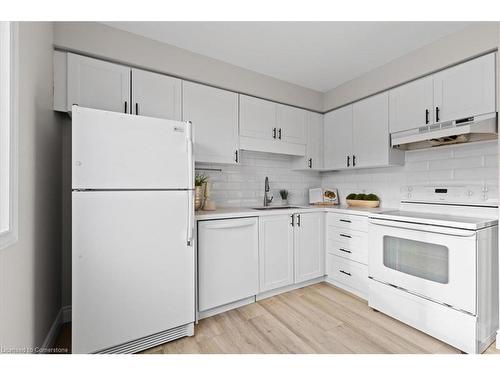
[391,112,497,150]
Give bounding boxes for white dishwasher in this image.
[198,217,259,312]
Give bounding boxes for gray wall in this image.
[323,23,500,112]
[0,22,62,350]
[53,22,323,112]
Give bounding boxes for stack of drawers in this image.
[325,212,369,299]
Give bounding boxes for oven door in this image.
[368,218,477,314]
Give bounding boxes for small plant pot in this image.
[281,199,288,206]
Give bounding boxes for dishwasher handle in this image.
[202,220,257,230]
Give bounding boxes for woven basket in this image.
[346,199,380,208]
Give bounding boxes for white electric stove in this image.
[367,185,498,354]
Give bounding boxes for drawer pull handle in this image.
[340,234,351,238]
[339,219,351,223]
[339,270,351,277]
[339,248,351,254]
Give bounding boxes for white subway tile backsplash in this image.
[197,141,498,209]
[322,140,498,208]
[196,150,322,207]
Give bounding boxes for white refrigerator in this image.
[71,106,195,354]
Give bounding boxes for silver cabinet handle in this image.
[339,248,351,254]
[340,233,351,238]
[339,270,351,277]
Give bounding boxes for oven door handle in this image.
[368,218,477,237]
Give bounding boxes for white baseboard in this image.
[61,305,72,323]
[256,276,324,301]
[198,296,255,320]
[40,308,63,351]
[39,305,72,353]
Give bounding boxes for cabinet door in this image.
[183,81,239,164]
[239,95,276,140]
[277,104,307,145]
[132,69,181,120]
[67,53,130,113]
[389,76,434,133]
[323,105,353,170]
[259,215,294,293]
[352,92,390,168]
[434,53,496,123]
[306,112,324,169]
[294,213,324,283]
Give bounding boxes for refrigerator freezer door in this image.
[72,106,193,190]
[72,190,195,353]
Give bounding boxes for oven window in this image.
[383,236,449,284]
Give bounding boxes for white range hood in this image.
[391,112,497,149]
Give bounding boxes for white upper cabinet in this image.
[182,81,239,164]
[239,95,276,140]
[294,213,324,283]
[306,112,324,169]
[259,215,294,293]
[131,69,181,120]
[292,111,324,170]
[433,53,496,123]
[67,53,130,113]
[324,105,353,170]
[276,104,307,145]
[323,93,403,170]
[389,53,496,133]
[352,92,392,168]
[389,76,434,133]
[239,95,306,156]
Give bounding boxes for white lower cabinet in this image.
[294,212,325,283]
[325,212,369,299]
[259,212,325,293]
[258,215,295,292]
[198,218,259,312]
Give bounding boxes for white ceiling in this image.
[102,22,471,92]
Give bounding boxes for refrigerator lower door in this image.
[72,190,195,353]
[72,106,193,190]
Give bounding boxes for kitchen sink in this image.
[251,206,301,210]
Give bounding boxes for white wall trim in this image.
[61,305,72,323]
[38,305,72,353]
[39,308,63,352]
[0,21,19,250]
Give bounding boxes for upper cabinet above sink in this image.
[239,95,307,156]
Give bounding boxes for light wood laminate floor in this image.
[142,283,499,354]
[55,283,500,354]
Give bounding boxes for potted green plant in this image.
[346,193,380,208]
[195,173,208,210]
[279,189,289,206]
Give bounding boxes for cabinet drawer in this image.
[327,254,368,297]
[327,213,368,232]
[327,228,368,265]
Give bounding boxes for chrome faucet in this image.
[263,177,273,206]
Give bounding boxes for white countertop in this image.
[195,204,387,221]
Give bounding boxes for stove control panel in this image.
[401,185,498,206]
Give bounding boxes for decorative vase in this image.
[195,185,204,211]
[203,182,216,211]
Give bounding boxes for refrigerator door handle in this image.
[187,189,194,247]
[186,121,194,190]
